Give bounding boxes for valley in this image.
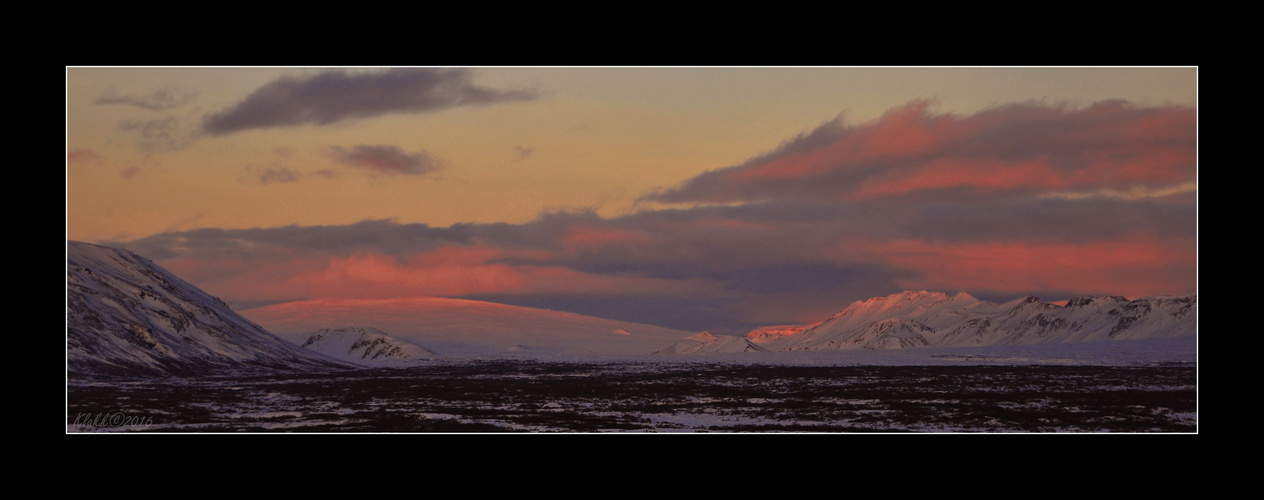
[66,359,1197,433]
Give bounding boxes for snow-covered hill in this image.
[652,331,767,354]
[664,290,1197,354]
[241,297,696,357]
[67,241,355,378]
[281,327,437,367]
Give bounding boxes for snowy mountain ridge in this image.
[667,290,1197,354]
[67,241,355,378]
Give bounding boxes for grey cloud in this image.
[95,84,199,111]
[253,165,300,185]
[119,116,178,139]
[513,145,534,160]
[895,197,1199,244]
[118,116,194,152]
[202,68,540,135]
[327,144,443,176]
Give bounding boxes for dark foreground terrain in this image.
[67,361,1197,432]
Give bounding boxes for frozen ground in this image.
[66,337,1197,433]
[446,335,1199,367]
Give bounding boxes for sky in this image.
[66,66,1198,335]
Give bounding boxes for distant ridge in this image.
[652,331,767,354]
[661,290,1196,354]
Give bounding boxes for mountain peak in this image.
[289,326,436,366]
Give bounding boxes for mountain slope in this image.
[652,331,767,354]
[67,241,355,378]
[241,296,696,356]
[666,290,1196,354]
[281,327,437,367]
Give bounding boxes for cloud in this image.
[202,68,540,135]
[118,115,195,152]
[148,239,727,311]
[94,84,199,111]
[119,116,177,138]
[642,100,1196,205]
[68,148,105,164]
[846,236,1196,300]
[250,165,300,185]
[513,145,534,160]
[115,193,1195,335]
[327,144,444,176]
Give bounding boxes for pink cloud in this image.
[852,158,1067,200]
[654,100,1196,204]
[67,148,105,164]
[848,236,1196,299]
[159,244,725,305]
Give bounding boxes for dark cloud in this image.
[327,144,443,176]
[513,145,534,160]
[95,84,199,111]
[895,197,1198,244]
[202,68,540,135]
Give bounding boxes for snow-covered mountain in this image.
[67,241,355,378]
[281,327,437,367]
[665,290,1197,353]
[652,331,767,354]
[743,324,820,344]
[241,296,696,357]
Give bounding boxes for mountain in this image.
[240,296,696,357]
[67,241,355,378]
[652,331,767,354]
[743,324,820,343]
[666,290,1196,353]
[281,327,437,367]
